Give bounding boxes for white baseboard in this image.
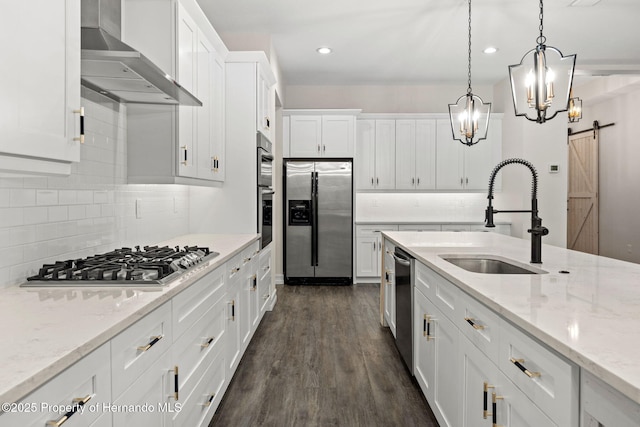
[276,274,284,285]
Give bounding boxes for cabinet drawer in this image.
[169,345,226,427]
[172,265,225,339]
[173,297,226,404]
[113,348,173,427]
[258,247,272,313]
[226,252,243,283]
[499,321,579,427]
[0,344,111,427]
[459,292,501,361]
[355,224,398,237]
[111,302,173,397]
[414,262,461,323]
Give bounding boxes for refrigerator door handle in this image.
[313,171,319,266]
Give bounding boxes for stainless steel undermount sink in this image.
[440,255,547,275]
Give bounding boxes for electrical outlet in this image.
[135,198,142,219]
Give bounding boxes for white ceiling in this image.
[197,0,640,87]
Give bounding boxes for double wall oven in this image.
[257,133,274,249]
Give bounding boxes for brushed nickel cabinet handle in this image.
[492,392,504,427]
[203,393,215,407]
[46,394,93,426]
[201,337,215,348]
[509,357,541,378]
[465,317,486,330]
[137,335,163,352]
[73,107,85,144]
[173,365,179,400]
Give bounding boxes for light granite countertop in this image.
[0,234,259,405]
[383,231,640,405]
[356,220,511,225]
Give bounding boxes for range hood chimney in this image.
[81,0,202,106]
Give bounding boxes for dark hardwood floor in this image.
[209,284,439,427]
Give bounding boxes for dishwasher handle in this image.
[392,251,412,266]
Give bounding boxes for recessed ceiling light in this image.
[483,47,498,54]
[316,47,332,55]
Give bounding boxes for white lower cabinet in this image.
[460,335,555,427]
[413,260,579,427]
[413,287,460,427]
[258,245,273,315]
[382,238,396,336]
[356,225,398,279]
[0,343,111,427]
[581,371,640,427]
[112,349,174,427]
[111,302,173,398]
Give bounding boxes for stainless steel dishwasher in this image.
[393,247,414,374]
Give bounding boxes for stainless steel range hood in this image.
[81,0,202,106]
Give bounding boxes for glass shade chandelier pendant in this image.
[449,0,491,146]
[508,0,576,124]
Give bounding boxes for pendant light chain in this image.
[537,0,546,45]
[467,0,472,94]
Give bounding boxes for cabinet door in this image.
[395,120,417,189]
[436,119,464,189]
[196,29,215,180]
[113,349,174,427]
[290,116,322,157]
[414,289,460,427]
[464,117,502,190]
[415,120,437,190]
[0,0,81,173]
[177,5,198,178]
[374,120,396,189]
[211,52,225,181]
[257,67,273,140]
[258,246,272,315]
[322,115,355,157]
[226,281,242,377]
[356,119,376,190]
[356,236,379,277]
[460,335,555,427]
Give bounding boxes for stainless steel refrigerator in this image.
[284,159,353,285]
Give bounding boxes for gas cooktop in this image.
[22,245,219,287]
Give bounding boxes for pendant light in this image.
[448,0,491,146]
[568,90,582,123]
[508,0,576,124]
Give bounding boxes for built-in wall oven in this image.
[257,133,274,249]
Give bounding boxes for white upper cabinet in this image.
[287,110,358,158]
[257,67,274,141]
[0,0,81,176]
[436,117,502,190]
[395,119,436,190]
[374,120,396,189]
[355,119,396,190]
[125,0,227,185]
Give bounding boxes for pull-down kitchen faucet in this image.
[485,158,549,264]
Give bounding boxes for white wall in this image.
[577,77,640,263]
[494,79,568,248]
[0,90,191,289]
[285,84,494,113]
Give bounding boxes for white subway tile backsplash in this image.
[0,96,192,288]
[0,208,24,228]
[10,189,36,207]
[23,207,48,225]
[36,190,59,206]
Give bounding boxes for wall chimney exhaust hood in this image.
[81,0,202,106]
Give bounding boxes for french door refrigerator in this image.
[284,159,353,285]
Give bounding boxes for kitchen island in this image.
[0,233,272,427]
[382,231,640,426]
